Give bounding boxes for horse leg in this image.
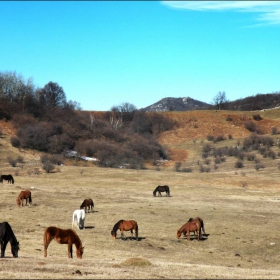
[44,236,51,257]
[68,243,73,258]
[187,231,190,241]
[1,241,8,258]
[159,191,162,197]
[120,230,125,240]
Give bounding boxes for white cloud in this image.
[161,1,280,25]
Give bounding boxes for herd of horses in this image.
[1,178,207,259]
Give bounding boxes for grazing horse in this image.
[187,217,206,235]
[153,185,170,197]
[0,222,20,258]
[43,226,84,259]
[72,209,86,230]
[111,220,138,240]
[16,190,32,207]
[177,220,201,240]
[80,198,94,213]
[0,174,14,184]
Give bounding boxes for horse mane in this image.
[112,220,124,233]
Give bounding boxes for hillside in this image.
[2,109,280,172]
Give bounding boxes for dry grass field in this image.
[1,110,280,279]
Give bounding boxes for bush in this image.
[10,136,21,148]
[42,162,55,173]
[235,160,244,168]
[253,114,262,121]
[7,157,17,167]
[255,163,265,171]
[207,135,214,141]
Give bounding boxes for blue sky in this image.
[1,1,280,111]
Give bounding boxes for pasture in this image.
[1,165,280,279]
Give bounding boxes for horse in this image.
[111,220,138,240]
[16,190,32,207]
[43,226,84,259]
[187,217,206,235]
[177,220,201,240]
[80,198,94,213]
[0,174,14,184]
[0,222,20,258]
[153,185,170,197]
[72,209,86,230]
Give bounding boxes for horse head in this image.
[176,230,181,239]
[16,198,21,207]
[11,242,19,258]
[111,230,116,239]
[76,246,84,259]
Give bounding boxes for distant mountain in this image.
[142,97,211,112]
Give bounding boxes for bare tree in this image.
[213,91,228,110]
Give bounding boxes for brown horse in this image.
[80,198,94,213]
[16,190,32,207]
[187,217,206,235]
[43,226,84,259]
[177,220,201,240]
[111,220,138,240]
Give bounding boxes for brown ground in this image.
[1,109,280,279]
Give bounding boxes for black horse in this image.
[153,185,170,197]
[0,174,14,184]
[0,222,20,258]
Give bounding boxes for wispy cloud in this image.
[161,1,280,26]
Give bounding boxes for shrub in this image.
[42,162,55,173]
[7,157,17,167]
[255,163,265,171]
[11,136,21,148]
[206,135,214,141]
[226,115,233,122]
[181,167,193,173]
[253,114,262,121]
[213,135,225,143]
[244,121,257,132]
[246,153,256,161]
[175,162,182,172]
[228,134,233,139]
[235,160,244,168]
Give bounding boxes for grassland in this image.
[1,110,280,279]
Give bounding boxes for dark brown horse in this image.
[0,174,14,184]
[16,190,32,207]
[153,185,170,197]
[177,220,201,240]
[44,226,84,259]
[80,198,94,213]
[111,220,138,240]
[0,222,20,258]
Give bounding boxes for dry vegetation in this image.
[1,110,280,279]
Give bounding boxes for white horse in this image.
[72,209,86,230]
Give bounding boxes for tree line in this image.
[0,71,175,169]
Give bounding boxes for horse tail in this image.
[29,192,32,204]
[11,176,14,184]
[167,186,170,196]
[135,223,139,240]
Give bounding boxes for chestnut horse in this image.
[177,220,201,240]
[16,190,32,207]
[111,220,138,240]
[0,174,14,184]
[80,198,94,213]
[0,222,20,258]
[43,226,84,259]
[187,217,206,235]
